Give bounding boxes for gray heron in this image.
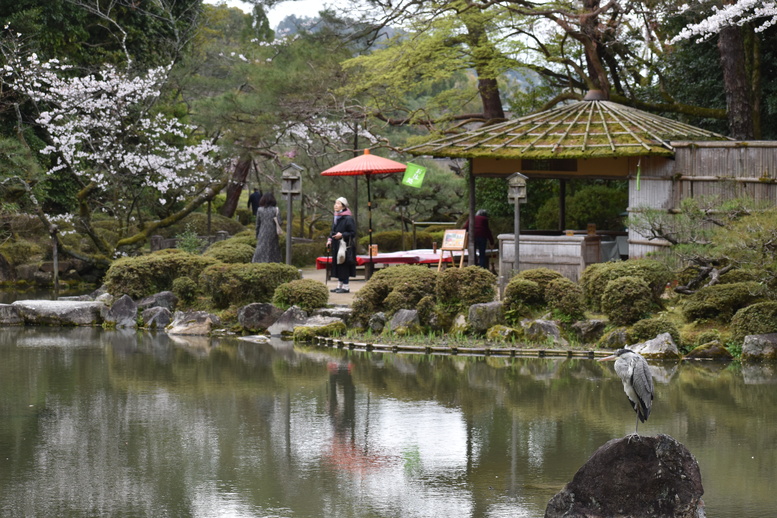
[599,349,654,434]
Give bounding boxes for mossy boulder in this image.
[683,341,734,360]
[293,321,346,342]
[486,325,522,342]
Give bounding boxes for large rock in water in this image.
[545,434,704,518]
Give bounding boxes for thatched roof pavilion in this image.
[406,91,730,162]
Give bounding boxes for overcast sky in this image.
[203,0,329,29]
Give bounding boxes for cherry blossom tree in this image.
[672,0,777,41]
[2,52,226,267]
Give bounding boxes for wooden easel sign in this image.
[438,229,467,270]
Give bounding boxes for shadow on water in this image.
[0,329,775,518]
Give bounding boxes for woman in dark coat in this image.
[252,192,282,263]
[327,197,356,293]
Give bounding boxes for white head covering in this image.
[336,197,349,209]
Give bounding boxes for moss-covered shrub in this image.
[357,230,435,252]
[629,318,681,346]
[203,242,254,263]
[693,329,725,346]
[435,266,496,313]
[352,265,437,324]
[730,301,777,343]
[172,276,199,305]
[602,276,653,326]
[415,295,436,325]
[0,239,45,266]
[273,278,329,312]
[199,262,301,308]
[581,259,672,312]
[718,269,763,284]
[545,277,585,322]
[104,250,219,299]
[682,281,767,322]
[503,278,545,319]
[515,268,564,297]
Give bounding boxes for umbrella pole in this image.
[367,174,374,269]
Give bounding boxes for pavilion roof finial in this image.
[584,89,609,101]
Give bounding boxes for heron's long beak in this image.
[598,355,617,362]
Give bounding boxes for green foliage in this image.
[0,239,44,266]
[730,302,777,343]
[580,259,672,312]
[545,277,585,322]
[293,321,346,342]
[272,279,329,312]
[104,250,219,299]
[434,266,496,313]
[199,262,301,308]
[352,265,438,324]
[176,224,208,254]
[629,318,681,346]
[502,278,544,322]
[682,282,767,322]
[358,230,435,252]
[536,183,628,231]
[203,241,254,263]
[516,268,564,298]
[714,207,777,290]
[694,329,725,346]
[172,276,199,306]
[601,276,654,326]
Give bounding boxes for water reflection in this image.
[0,329,775,517]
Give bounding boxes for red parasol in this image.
[321,149,407,262]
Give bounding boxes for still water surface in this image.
[0,327,775,517]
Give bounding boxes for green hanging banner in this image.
[401,163,427,188]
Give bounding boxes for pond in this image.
[0,328,775,517]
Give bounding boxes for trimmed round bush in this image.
[435,266,496,313]
[730,301,777,343]
[581,259,672,313]
[172,276,199,305]
[104,249,219,299]
[273,279,329,311]
[682,281,766,322]
[629,318,681,346]
[515,268,564,297]
[503,278,545,318]
[352,265,438,323]
[199,262,302,308]
[203,242,254,263]
[159,212,247,238]
[545,277,585,322]
[602,276,653,326]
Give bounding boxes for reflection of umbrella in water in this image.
[321,149,407,262]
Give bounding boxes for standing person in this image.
[247,188,262,215]
[252,192,282,263]
[327,197,356,293]
[463,209,496,269]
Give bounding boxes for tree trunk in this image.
[219,156,252,217]
[718,25,754,139]
[478,76,505,120]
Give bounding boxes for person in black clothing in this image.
[247,188,262,215]
[327,197,356,293]
[463,209,496,270]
